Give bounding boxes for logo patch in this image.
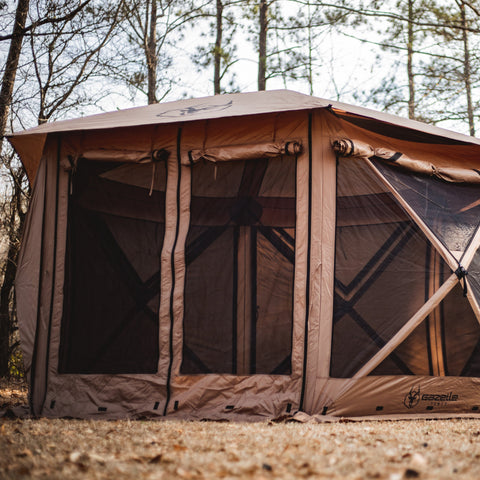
[156,100,233,118]
[403,385,459,409]
[403,385,421,409]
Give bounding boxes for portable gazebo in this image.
[9,90,480,420]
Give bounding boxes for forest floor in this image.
[2,379,480,479]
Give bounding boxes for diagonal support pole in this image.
[353,273,458,378]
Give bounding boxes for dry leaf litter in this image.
[2,379,480,479]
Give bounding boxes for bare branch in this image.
[0,0,93,41]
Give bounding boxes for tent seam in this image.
[40,135,61,414]
[299,111,313,411]
[163,127,182,416]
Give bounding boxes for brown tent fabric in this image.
[10,90,480,184]
[332,137,480,183]
[186,141,302,165]
[10,90,480,420]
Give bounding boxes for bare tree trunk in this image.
[306,1,313,96]
[0,234,16,377]
[0,0,30,378]
[147,0,158,104]
[214,0,224,94]
[0,175,26,377]
[460,0,475,135]
[258,0,267,91]
[407,0,415,120]
[0,0,30,146]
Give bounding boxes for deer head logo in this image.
[156,100,233,118]
[403,385,421,409]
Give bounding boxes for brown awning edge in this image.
[186,141,303,166]
[332,138,480,184]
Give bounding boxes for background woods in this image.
[1,0,480,377]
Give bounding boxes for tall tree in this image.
[24,1,124,125]
[258,0,268,90]
[214,0,224,94]
[0,0,29,150]
[353,0,439,122]
[147,0,158,103]
[0,0,124,377]
[191,0,240,95]
[406,0,415,119]
[0,0,30,378]
[459,0,475,135]
[342,0,480,132]
[0,151,28,378]
[277,1,338,96]
[112,0,209,104]
[247,0,308,91]
[413,0,480,132]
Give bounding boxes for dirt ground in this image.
[2,380,480,479]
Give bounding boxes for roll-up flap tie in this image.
[331,138,374,158]
[186,141,303,166]
[77,148,170,164]
[61,155,78,195]
[61,155,77,173]
[148,149,170,196]
[332,137,480,184]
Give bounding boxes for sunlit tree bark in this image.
[258,0,268,90]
